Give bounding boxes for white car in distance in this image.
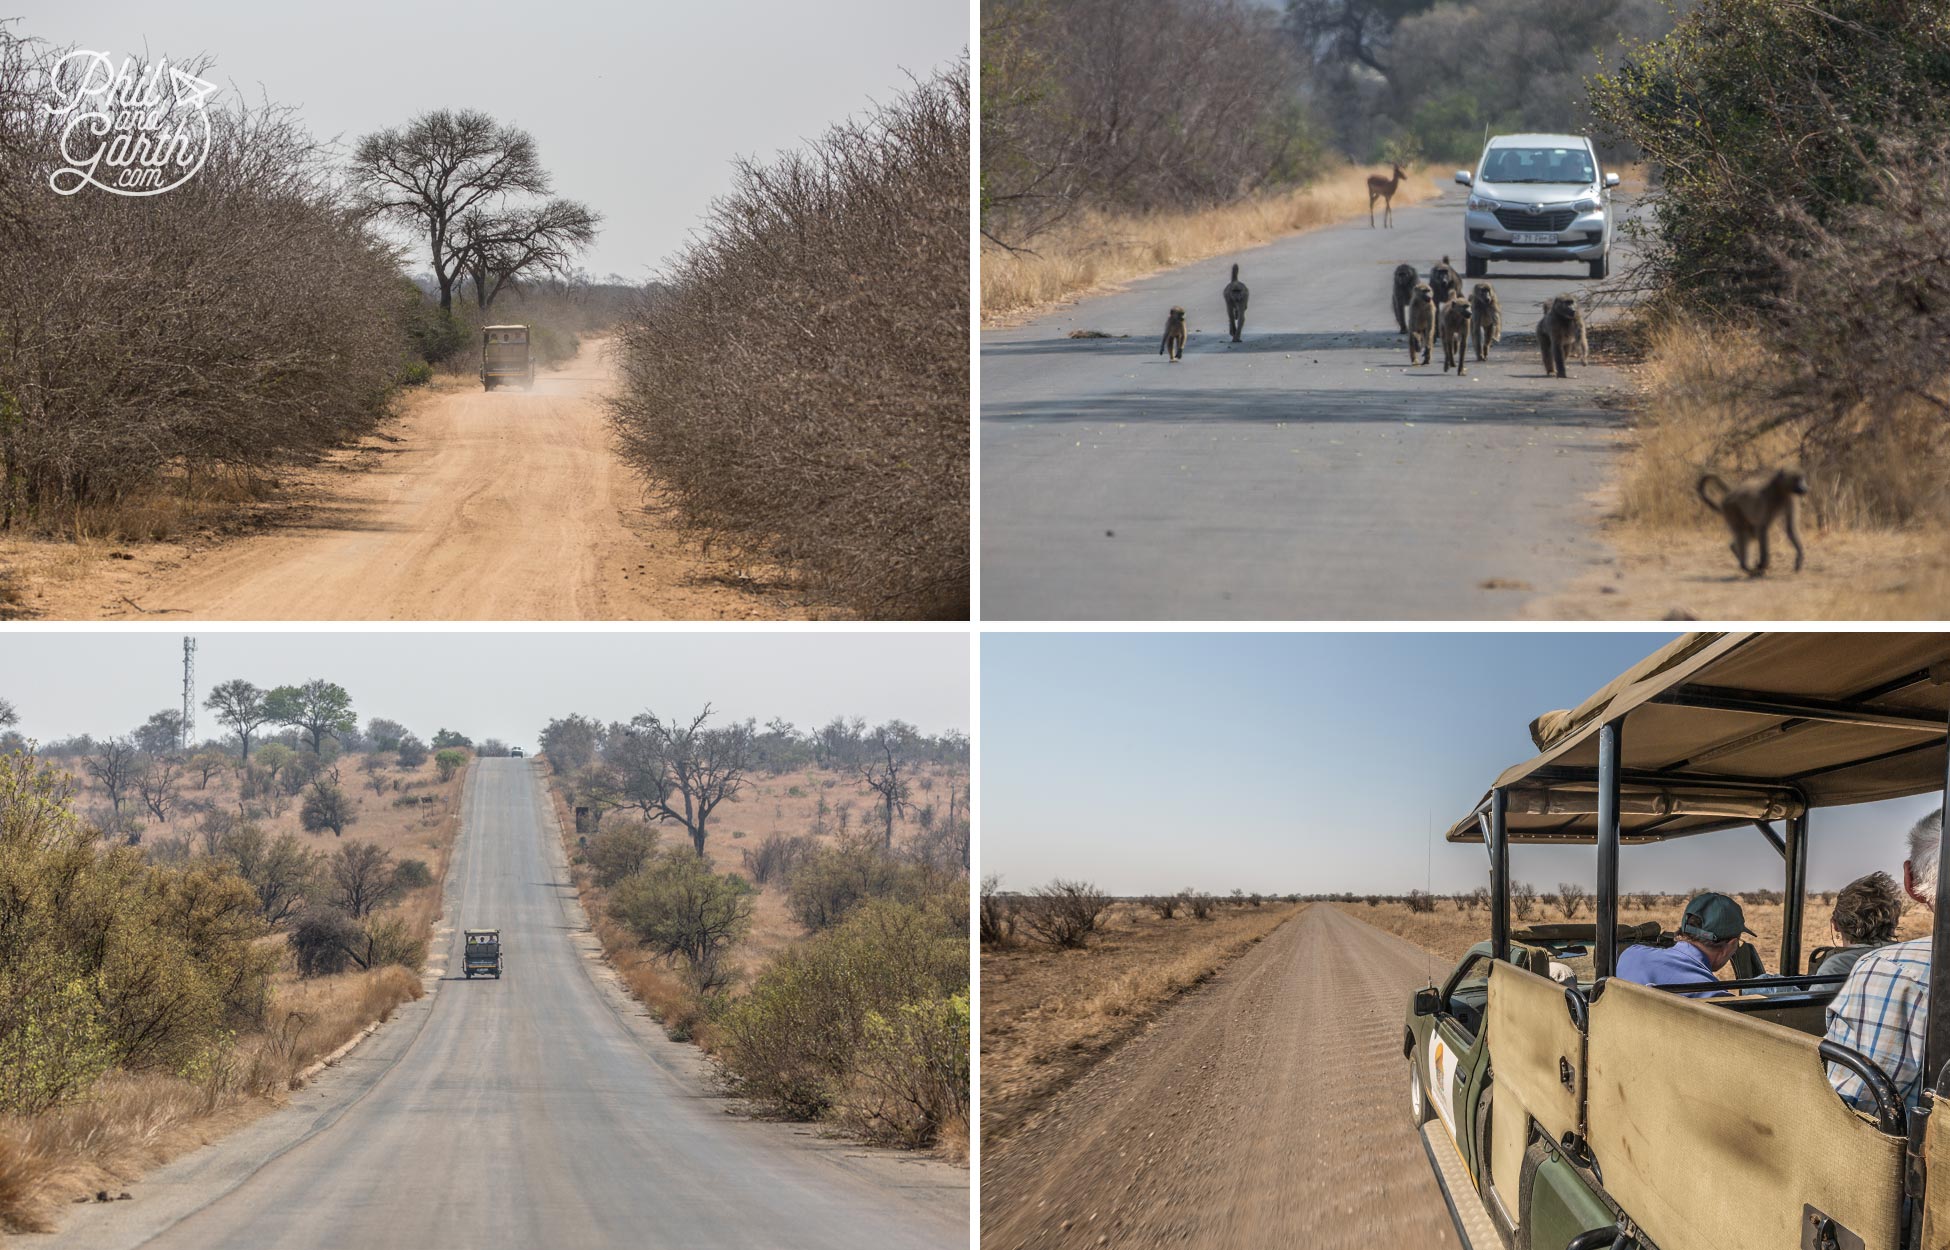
[1454,134,1620,279]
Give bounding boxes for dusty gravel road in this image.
[982,183,1639,620]
[982,905,1457,1250]
[56,340,803,621]
[50,759,965,1250]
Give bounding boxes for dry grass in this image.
[1340,895,1934,971]
[980,165,1439,323]
[979,901,1301,1155]
[1535,310,1950,619]
[0,754,465,1232]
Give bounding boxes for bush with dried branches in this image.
[1017,879,1113,949]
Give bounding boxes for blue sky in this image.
[981,632,1942,896]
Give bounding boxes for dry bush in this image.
[1405,889,1436,915]
[0,31,409,539]
[1017,879,1113,949]
[981,166,1437,319]
[1146,893,1180,920]
[1558,882,1588,919]
[1511,881,1539,921]
[606,64,968,620]
[741,832,814,887]
[979,875,1019,947]
[1186,891,1216,920]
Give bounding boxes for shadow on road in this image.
[983,385,1623,438]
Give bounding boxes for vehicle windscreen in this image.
[1483,146,1595,184]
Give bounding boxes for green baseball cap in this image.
[1679,891,1754,942]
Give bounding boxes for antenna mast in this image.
[180,636,197,751]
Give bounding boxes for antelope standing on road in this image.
[1368,163,1407,228]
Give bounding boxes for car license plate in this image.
[1512,232,1556,245]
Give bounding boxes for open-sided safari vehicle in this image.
[463,928,502,979]
[1406,632,1950,1250]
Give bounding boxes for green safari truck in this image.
[463,928,502,979]
[480,325,533,391]
[1407,631,1950,1250]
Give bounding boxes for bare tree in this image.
[618,706,754,857]
[350,108,594,314]
[454,199,601,311]
[328,840,398,918]
[859,728,913,851]
[1558,882,1589,919]
[136,752,184,823]
[85,737,139,816]
[1511,881,1540,922]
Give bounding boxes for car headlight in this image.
[1574,197,1602,213]
[1467,195,1501,212]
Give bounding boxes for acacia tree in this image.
[265,680,356,755]
[618,706,754,857]
[205,679,272,761]
[859,727,913,851]
[328,841,398,918]
[85,737,139,815]
[350,108,597,313]
[453,200,600,311]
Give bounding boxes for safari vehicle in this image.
[462,928,502,979]
[1454,134,1618,280]
[510,746,523,758]
[1406,632,1950,1250]
[479,325,533,391]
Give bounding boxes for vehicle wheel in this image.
[1588,254,1609,280]
[1465,255,1487,278]
[1410,1051,1434,1126]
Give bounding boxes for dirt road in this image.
[34,341,807,621]
[49,759,965,1250]
[981,905,1457,1250]
[981,183,1638,620]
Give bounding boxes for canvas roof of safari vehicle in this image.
[1447,631,1950,845]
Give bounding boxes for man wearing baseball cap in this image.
[1615,891,1757,998]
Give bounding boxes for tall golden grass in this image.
[980,165,1438,322]
[1621,312,1950,534]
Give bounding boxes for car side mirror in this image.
[1454,170,1472,186]
[1413,987,1440,1016]
[1604,172,1621,189]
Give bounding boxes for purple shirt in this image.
[1615,940,1722,997]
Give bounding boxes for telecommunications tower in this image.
[181,636,197,751]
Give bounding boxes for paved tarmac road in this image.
[982,182,1638,620]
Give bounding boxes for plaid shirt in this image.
[1826,937,1931,1112]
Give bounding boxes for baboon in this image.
[1368,162,1407,228]
[1697,469,1809,575]
[1469,283,1501,360]
[1223,264,1249,342]
[1406,282,1435,365]
[1159,306,1186,362]
[1440,297,1473,375]
[1429,255,1460,307]
[1536,294,1588,378]
[1391,262,1417,334]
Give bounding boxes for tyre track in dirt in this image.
[982,905,1458,1249]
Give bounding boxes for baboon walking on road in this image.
[1697,469,1809,575]
[1537,294,1588,378]
[1406,282,1435,365]
[1440,297,1473,375]
[1429,256,1460,307]
[1469,283,1501,360]
[1391,263,1418,334]
[1223,264,1249,343]
[1159,306,1186,362]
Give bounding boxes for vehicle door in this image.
[1426,952,1494,1142]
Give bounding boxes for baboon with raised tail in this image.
[1406,282,1435,365]
[1429,256,1460,307]
[1536,294,1587,378]
[1440,297,1473,375]
[1223,264,1249,342]
[1159,306,1186,361]
[1391,263,1417,333]
[1697,469,1808,575]
[1469,283,1500,360]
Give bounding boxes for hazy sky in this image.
[2,630,967,750]
[11,0,967,277]
[982,632,1943,897]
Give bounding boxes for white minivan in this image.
[1454,133,1619,279]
